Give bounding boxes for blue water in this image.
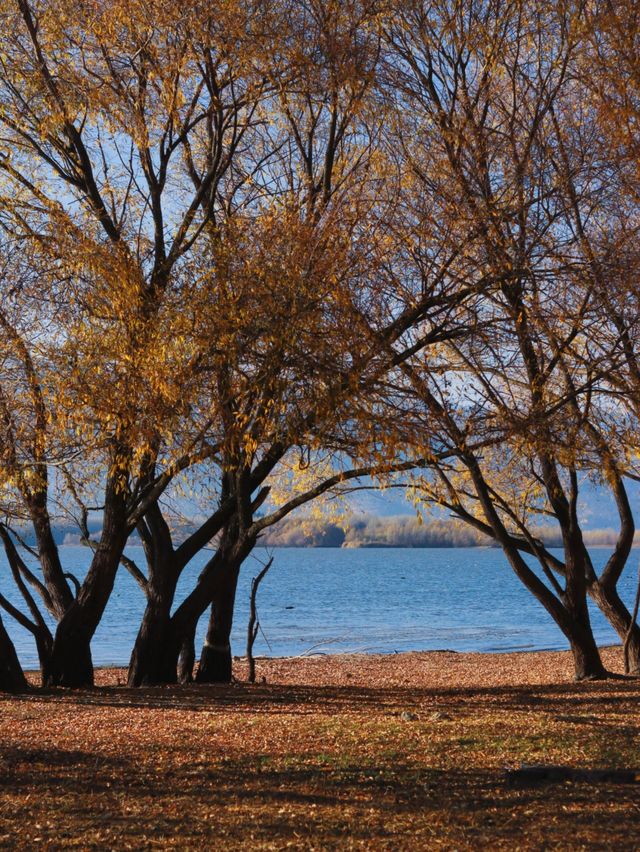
[4,546,640,669]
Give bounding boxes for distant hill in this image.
[256,514,640,549]
[7,511,639,550]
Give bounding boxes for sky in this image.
[345,478,640,530]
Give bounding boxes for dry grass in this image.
[1,646,639,850]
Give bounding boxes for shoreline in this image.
[22,642,625,674]
[24,644,629,690]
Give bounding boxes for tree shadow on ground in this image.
[1,742,639,849]
[1,678,639,719]
[2,677,639,847]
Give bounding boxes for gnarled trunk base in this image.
[128,600,175,687]
[571,642,608,681]
[45,629,94,688]
[196,642,232,683]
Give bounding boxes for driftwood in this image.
[246,557,273,683]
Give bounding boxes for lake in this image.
[4,546,640,670]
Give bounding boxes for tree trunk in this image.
[30,500,74,617]
[565,612,607,680]
[35,633,54,687]
[152,530,255,684]
[588,581,640,674]
[128,592,177,686]
[45,488,128,687]
[569,626,608,681]
[45,616,95,688]
[464,454,606,680]
[561,545,607,681]
[513,569,606,680]
[196,562,240,683]
[128,549,179,687]
[177,634,195,684]
[247,558,273,683]
[0,616,27,693]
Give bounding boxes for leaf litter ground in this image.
[1,646,639,850]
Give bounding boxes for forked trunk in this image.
[589,581,640,674]
[45,490,128,687]
[128,551,179,687]
[128,598,175,686]
[151,532,253,684]
[465,454,607,681]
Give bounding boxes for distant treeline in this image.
[256,515,640,549]
[26,516,638,550]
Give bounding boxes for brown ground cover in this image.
[1,646,639,850]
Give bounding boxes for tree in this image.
[122,0,474,686]
[0,613,26,692]
[0,0,272,685]
[371,0,618,679]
